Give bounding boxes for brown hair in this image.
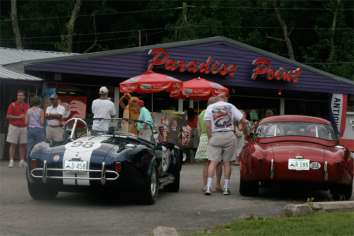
[30,96,41,107]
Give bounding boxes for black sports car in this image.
[27,118,183,204]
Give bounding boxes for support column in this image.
[114,87,120,117]
[189,100,194,109]
[178,99,184,112]
[280,98,285,115]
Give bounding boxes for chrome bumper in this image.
[31,160,119,185]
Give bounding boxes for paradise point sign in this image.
[147,48,237,78]
[251,57,301,83]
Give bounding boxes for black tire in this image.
[27,182,58,200]
[141,166,159,205]
[239,179,259,196]
[330,183,353,201]
[26,167,58,200]
[165,171,180,192]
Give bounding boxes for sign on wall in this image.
[331,94,347,136]
[251,57,301,83]
[147,48,237,78]
[58,95,87,120]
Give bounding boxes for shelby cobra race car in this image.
[239,115,353,200]
[27,118,183,204]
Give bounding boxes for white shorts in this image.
[6,125,27,144]
[207,131,236,162]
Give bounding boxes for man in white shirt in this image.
[91,86,116,133]
[46,94,65,142]
[204,94,245,195]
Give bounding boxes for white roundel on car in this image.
[63,136,108,186]
[310,162,321,170]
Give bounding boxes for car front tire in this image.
[27,182,58,200]
[141,165,159,205]
[165,171,180,192]
[26,168,58,200]
[239,178,259,196]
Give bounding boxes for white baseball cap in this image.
[99,86,109,94]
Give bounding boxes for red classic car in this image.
[239,115,353,200]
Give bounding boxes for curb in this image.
[153,226,179,236]
[283,201,354,216]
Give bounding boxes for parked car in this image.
[239,115,353,200]
[26,118,183,204]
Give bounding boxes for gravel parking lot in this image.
[0,162,336,236]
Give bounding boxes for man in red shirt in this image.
[6,90,29,168]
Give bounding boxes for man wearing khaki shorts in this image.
[204,94,245,195]
[6,90,29,168]
[45,94,65,143]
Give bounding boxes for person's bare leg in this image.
[223,161,231,180]
[19,144,26,161]
[9,143,16,161]
[205,160,218,194]
[223,161,232,194]
[215,163,223,191]
[202,161,209,188]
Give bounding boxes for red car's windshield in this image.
[256,122,337,141]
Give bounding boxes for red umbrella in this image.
[171,77,229,100]
[120,71,182,94]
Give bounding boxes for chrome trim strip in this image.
[42,160,48,184]
[31,167,119,181]
[270,159,275,179]
[324,161,328,181]
[101,162,106,185]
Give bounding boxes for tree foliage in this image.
[0,0,352,80]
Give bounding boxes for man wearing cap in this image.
[91,86,116,133]
[46,94,65,143]
[204,94,245,195]
[136,99,153,141]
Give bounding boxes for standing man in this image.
[6,90,29,168]
[92,86,116,133]
[204,94,245,195]
[136,99,153,141]
[46,94,65,143]
[195,96,223,192]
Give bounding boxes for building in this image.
[24,36,354,119]
[0,47,74,159]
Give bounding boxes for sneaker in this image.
[19,160,27,168]
[223,188,231,195]
[8,160,14,168]
[202,186,207,193]
[204,187,212,196]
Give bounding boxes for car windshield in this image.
[92,118,154,142]
[256,122,337,140]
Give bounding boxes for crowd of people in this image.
[6,87,254,197]
[5,87,153,168]
[6,90,66,168]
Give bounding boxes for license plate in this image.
[288,159,310,171]
[64,160,87,172]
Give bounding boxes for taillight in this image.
[114,162,122,173]
[31,159,37,169]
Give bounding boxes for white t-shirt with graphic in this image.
[92,98,116,131]
[204,101,243,132]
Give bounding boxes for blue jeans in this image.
[27,127,45,156]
